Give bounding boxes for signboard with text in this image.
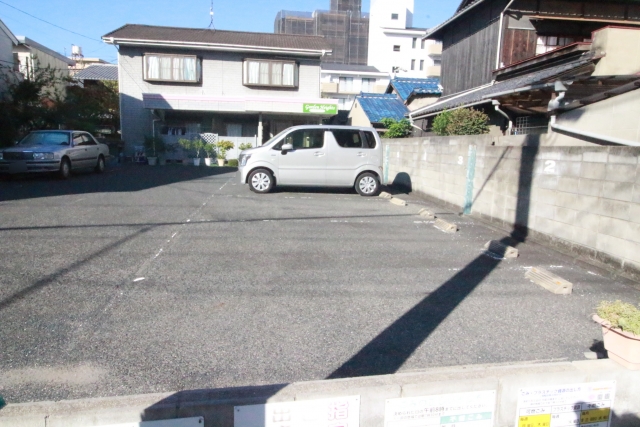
[303,103,338,115]
[515,381,616,427]
[385,390,496,427]
[235,395,360,427]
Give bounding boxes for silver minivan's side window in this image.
[332,129,363,148]
[363,131,377,149]
[274,129,324,149]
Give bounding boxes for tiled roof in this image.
[356,93,409,124]
[411,54,596,118]
[74,65,118,81]
[321,63,381,73]
[390,77,441,101]
[103,24,331,52]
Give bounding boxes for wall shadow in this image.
[391,172,412,193]
[327,140,539,378]
[0,164,237,203]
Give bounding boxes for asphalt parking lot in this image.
[1,163,639,404]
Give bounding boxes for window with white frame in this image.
[339,77,354,92]
[361,78,375,93]
[243,59,297,87]
[393,45,400,52]
[412,38,417,49]
[144,54,201,83]
[420,60,424,71]
[421,39,425,49]
[391,13,398,20]
[411,59,415,70]
[535,36,578,55]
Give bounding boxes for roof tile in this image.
[356,93,409,124]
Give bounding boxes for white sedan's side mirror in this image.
[281,143,293,151]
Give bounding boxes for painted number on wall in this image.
[543,160,556,175]
[458,156,464,165]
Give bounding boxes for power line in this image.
[0,0,101,42]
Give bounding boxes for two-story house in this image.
[0,19,19,98]
[320,63,390,111]
[409,0,640,140]
[14,37,75,97]
[103,24,336,156]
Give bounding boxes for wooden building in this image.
[428,0,640,96]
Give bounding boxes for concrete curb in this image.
[390,198,407,206]
[525,266,573,295]
[2,360,638,427]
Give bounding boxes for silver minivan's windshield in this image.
[20,132,70,146]
[265,129,292,147]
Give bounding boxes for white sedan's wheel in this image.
[355,173,380,196]
[248,169,274,193]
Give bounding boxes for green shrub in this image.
[597,300,640,336]
[143,135,165,157]
[432,110,452,136]
[238,142,254,151]
[380,118,412,138]
[433,108,489,136]
[227,159,239,167]
[216,140,235,159]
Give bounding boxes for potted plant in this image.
[238,142,254,151]
[203,143,216,167]
[191,138,205,166]
[143,135,166,166]
[215,140,235,166]
[593,300,640,370]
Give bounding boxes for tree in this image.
[380,118,412,138]
[0,61,120,147]
[432,108,490,136]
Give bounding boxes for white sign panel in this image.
[515,381,616,427]
[385,390,496,427]
[235,395,360,427]
[94,417,203,427]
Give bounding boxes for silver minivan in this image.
[238,125,383,196]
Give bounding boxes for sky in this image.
[0,0,458,64]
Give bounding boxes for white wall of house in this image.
[368,0,441,78]
[14,37,73,97]
[0,20,18,96]
[118,47,330,150]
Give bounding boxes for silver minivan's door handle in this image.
[314,152,325,157]
[357,152,366,157]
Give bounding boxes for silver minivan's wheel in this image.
[59,158,71,179]
[355,172,380,196]
[95,155,105,173]
[248,168,274,194]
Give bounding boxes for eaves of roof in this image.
[103,24,332,57]
[410,54,596,118]
[424,0,486,40]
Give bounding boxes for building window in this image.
[412,38,417,48]
[391,13,399,20]
[419,60,424,71]
[411,59,415,70]
[339,77,354,92]
[393,45,400,52]
[421,39,425,49]
[361,78,375,92]
[243,59,297,87]
[144,54,201,83]
[535,36,577,55]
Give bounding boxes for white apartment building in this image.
[320,64,390,111]
[367,0,441,78]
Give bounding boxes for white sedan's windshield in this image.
[20,132,70,146]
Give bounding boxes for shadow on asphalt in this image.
[0,163,237,202]
[135,136,548,425]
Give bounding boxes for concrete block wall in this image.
[384,136,640,279]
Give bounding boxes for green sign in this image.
[303,103,338,115]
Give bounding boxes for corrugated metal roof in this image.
[390,77,442,101]
[103,24,331,52]
[411,55,596,118]
[356,93,409,124]
[74,65,118,81]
